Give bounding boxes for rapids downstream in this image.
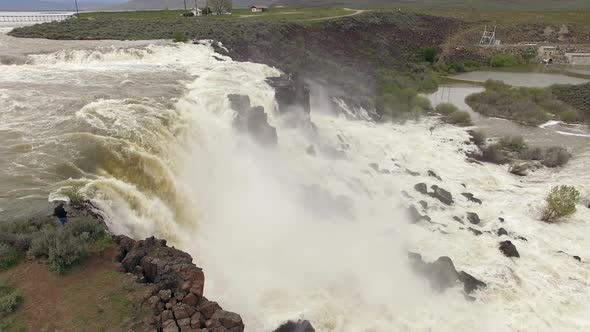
[1,30,590,331]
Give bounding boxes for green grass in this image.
[79,7,354,22]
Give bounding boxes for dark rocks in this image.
[429,185,453,205]
[498,217,505,223]
[497,228,508,236]
[408,253,486,294]
[458,271,487,294]
[418,200,428,210]
[573,256,582,262]
[273,320,316,332]
[406,169,420,176]
[266,74,311,114]
[467,227,482,236]
[414,183,428,195]
[428,170,442,181]
[114,236,244,332]
[509,161,542,176]
[229,94,278,146]
[461,193,482,204]
[499,240,520,258]
[452,216,464,224]
[466,212,480,225]
[406,205,431,223]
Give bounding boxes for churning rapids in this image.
[1,31,590,331]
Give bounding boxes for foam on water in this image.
[1,42,589,331]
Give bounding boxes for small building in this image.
[565,53,590,65]
[251,5,269,13]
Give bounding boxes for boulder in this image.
[414,183,428,195]
[458,271,487,294]
[467,227,482,236]
[406,205,431,223]
[428,170,442,181]
[461,193,482,204]
[429,185,453,205]
[266,74,311,114]
[406,169,420,176]
[498,217,505,223]
[198,300,222,320]
[211,310,245,331]
[466,212,480,225]
[452,216,464,224]
[499,241,520,258]
[159,289,172,302]
[183,293,199,307]
[418,200,428,210]
[497,228,508,236]
[509,161,542,176]
[574,256,582,262]
[408,253,486,294]
[229,94,278,146]
[273,320,316,332]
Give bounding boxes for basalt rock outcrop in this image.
[266,74,311,115]
[228,94,278,146]
[115,236,245,332]
[273,320,316,332]
[499,240,520,258]
[429,185,454,205]
[408,253,486,295]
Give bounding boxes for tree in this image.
[541,185,581,222]
[210,0,232,15]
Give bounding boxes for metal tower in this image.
[479,25,497,46]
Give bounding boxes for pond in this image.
[427,65,590,153]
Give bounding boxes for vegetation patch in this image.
[0,245,24,272]
[0,279,22,314]
[541,185,581,222]
[466,80,582,126]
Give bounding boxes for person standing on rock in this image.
[53,203,68,226]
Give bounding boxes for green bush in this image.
[435,102,459,116]
[63,186,85,207]
[0,279,22,314]
[478,143,507,164]
[468,130,486,146]
[499,136,527,152]
[490,53,521,67]
[541,185,581,222]
[446,110,472,126]
[67,218,106,241]
[28,227,58,258]
[0,220,42,251]
[423,47,438,63]
[541,146,571,167]
[559,109,580,123]
[519,147,544,160]
[172,31,188,43]
[47,231,86,275]
[0,244,24,271]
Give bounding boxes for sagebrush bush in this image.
[67,218,106,241]
[28,227,58,258]
[0,244,24,271]
[468,130,486,146]
[172,31,188,43]
[0,220,41,251]
[435,102,459,116]
[542,147,571,167]
[47,231,86,275]
[63,186,85,207]
[446,110,472,126]
[478,143,507,164]
[499,135,527,152]
[541,185,581,222]
[0,280,22,314]
[519,147,544,160]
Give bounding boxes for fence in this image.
[0,14,74,23]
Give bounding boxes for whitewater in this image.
[1,36,589,331]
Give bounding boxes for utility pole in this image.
[184,0,187,12]
[74,0,79,15]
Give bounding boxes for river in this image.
[1,28,589,331]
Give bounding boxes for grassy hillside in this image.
[275,0,590,10]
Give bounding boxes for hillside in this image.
[274,0,590,10]
[114,0,274,10]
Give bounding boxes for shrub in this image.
[468,130,486,146]
[559,109,580,123]
[499,136,527,152]
[435,102,459,116]
[63,186,86,207]
[172,31,188,43]
[423,47,438,63]
[490,53,520,67]
[415,96,432,111]
[0,244,24,271]
[542,147,571,167]
[446,110,472,126]
[66,218,106,241]
[541,185,581,222]
[519,147,544,160]
[0,279,22,314]
[478,143,507,164]
[28,227,58,258]
[47,231,86,275]
[0,220,41,251]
